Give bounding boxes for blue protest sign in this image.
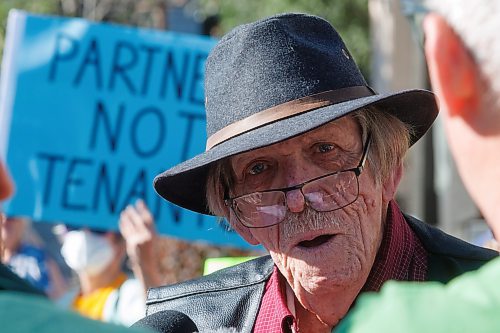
[0,10,252,249]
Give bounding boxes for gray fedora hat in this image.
[154,13,438,215]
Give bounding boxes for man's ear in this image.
[423,13,480,117]
[382,163,403,203]
[228,210,260,245]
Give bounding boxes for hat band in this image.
[206,85,375,150]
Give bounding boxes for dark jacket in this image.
[0,263,45,296]
[145,215,498,332]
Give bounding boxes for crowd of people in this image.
[56,199,162,326]
[1,198,162,327]
[1,0,500,332]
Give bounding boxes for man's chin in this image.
[289,261,362,294]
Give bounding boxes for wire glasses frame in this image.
[225,133,372,228]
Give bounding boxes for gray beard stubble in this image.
[280,208,342,243]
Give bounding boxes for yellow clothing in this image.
[72,273,127,321]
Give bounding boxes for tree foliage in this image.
[0,0,59,57]
[198,0,370,79]
[1,0,370,77]
[0,0,167,60]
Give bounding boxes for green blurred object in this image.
[335,257,500,333]
[203,256,258,275]
[0,291,152,333]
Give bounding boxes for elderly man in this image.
[335,0,500,332]
[145,13,496,332]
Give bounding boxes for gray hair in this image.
[424,0,500,110]
[205,107,412,218]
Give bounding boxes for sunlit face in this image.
[229,116,396,325]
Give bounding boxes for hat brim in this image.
[154,89,438,215]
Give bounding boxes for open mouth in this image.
[298,234,335,248]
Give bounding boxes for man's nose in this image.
[286,189,306,213]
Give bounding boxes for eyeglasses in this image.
[225,134,372,228]
[400,0,430,48]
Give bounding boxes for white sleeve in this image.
[102,278,146,327]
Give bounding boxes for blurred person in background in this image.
[1,215,67,299]
[0,160,150,332]
[0,162,43,295]
[335,1,500,332]
[59,200,163,326]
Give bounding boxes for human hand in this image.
[119,199,162,288]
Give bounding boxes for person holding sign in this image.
[119,200,164,293]
[140,13,497,333]
[58,200,163,326]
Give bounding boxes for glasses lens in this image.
[232,171,360,228]
[303,171,359,211]
[233,191,287,228]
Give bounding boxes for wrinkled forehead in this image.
[230,115,361,165]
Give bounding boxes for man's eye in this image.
[317,143,335,153]
[248,162,267,175]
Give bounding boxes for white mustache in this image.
[280,207,342,242]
